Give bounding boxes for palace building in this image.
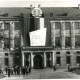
[0,5,80,69]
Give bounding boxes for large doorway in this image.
[34,55,43,69]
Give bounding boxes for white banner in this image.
[29,28,47,46]
[39,18,44,29]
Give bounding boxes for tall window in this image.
[55,22,61,29]
[4,23,10,30]
[14,37,20,48]
[75,22,80,29]
[56,52,61,65]
[65,22,71,30]
[75,36,80,47]
[14,22,20,30]
[55,37,61,48]
[66,52,71,64]
[4,38,10,48]
[76,51,80,64]
[5,53,9,66]
[65,37,71,47]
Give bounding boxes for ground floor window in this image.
[76,56,80,64]
[56,52,61,65]
[56,56,61,65]
[66,52,71,64]
[66,56,71,64]
[5,58,9,66]
[76,51,80,64]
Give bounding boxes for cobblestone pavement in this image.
[0,68,80,80]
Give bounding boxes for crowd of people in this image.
[1,65,31,77]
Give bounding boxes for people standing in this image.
[29,66,31,73]
[25,66,28,75]
[8,66,10,77]
[53,65,56,71]
[23,66,25,76]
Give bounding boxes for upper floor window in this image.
[75,22,80,29]
[14,37,20,48]
[14,22,20,30]
[75,36,80,47]
[55,22,61,29]
[4,23,10,30]
[65,37,71,47]
[4,38,10,48]
[65,22,71,30]
[50,13,54,17]
[55,37,61,48]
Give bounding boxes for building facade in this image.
[0,6,80,69]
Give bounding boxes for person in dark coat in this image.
[53,65,56,71]
[26,61,29,68]
[11,68,14,75]
[23,66,25,75]
[29,66,31,73]
[8,67,10,77]
[25,66,28,75]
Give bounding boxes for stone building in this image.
[0,5,80,69]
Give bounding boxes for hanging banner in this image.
[29,28,47,46]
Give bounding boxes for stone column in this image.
[71,22,75,49]
[31,52,33,68]
[61,22,65,49]
[1,23,4,49]
[9,54,13,68]
[52,51,56,66]
[51,22,55,48]
[10,22,14,50]
[22,52,24,66]
[44,52,46,68]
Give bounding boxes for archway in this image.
[34,55,43,69]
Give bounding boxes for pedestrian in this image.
[11,67,14,75]
[25,66,28,75]
[53,65,56,71]
[29,66,31,73]
[23,66,25,76]
[8,66,10,77]
[68,65,70,71]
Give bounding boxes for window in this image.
[76,51,80,64]
[75,22,80,29]
[66,52,71,64]
[55,37,61,48]
[50,13,54,17]
[56,52,60,55]
[4,23,10,30]
[5,53,8,56]
[56,52,61,65]
[55,22,61,29]
[5,58,9,66]
[75,36,80,47]
[4,38,10,48]
[14,37,20,48]
[56,57,61,64]
[65,22,71,30]
[14,22,20,30]
[65,37,71,47]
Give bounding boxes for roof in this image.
[0,7,79,17]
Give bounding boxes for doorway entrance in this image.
[34,55,43,69]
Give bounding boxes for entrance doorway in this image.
[34,55,43,69]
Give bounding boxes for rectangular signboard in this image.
[29,28,47,46]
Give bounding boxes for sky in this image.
[0,0,79,7]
